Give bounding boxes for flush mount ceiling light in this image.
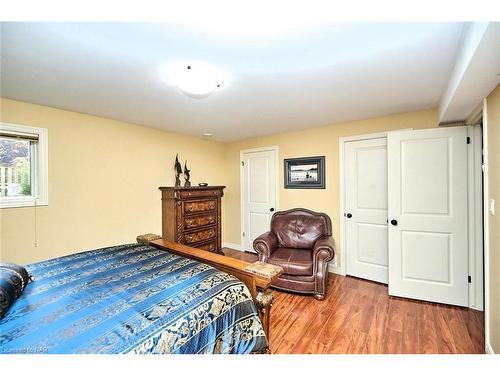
[175,63,223,99]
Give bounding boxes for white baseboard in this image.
[328,262,345,276]
[223,242,242,251]
[469,304,484,312]
[485,341,495,354]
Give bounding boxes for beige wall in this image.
[0,98,226,264]
[487,84,500,353]
[223,108,439,269]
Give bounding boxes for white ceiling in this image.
[1,22,467,142]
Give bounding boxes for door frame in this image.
[339,131,388,276]
[467,124,484,311]
[240,146,280,252]
[480,98,492,353]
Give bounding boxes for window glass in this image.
[0,137,32,198]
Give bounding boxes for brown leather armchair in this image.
[253,208,335,300]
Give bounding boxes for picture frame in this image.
[284,156,325,189]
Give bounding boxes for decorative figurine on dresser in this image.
[159,186,226,254]
[174,154,183,188]
[183,161,191,187]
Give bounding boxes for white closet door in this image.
[242,150,277,252]
[387,127,468,306]
[345,137,389,284]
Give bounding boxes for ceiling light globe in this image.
[177,64,221,99]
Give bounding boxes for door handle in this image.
[346,213,352,218]
[270,208,275,212]
[390,219,398,226]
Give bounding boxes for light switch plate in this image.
[490,199,495,215]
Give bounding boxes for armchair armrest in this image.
[313,235,335,263]
[253,231,279,261]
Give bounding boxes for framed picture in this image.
[284,156,325,189]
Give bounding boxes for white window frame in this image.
[0,122,48,208]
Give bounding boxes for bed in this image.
[0,241,278,354]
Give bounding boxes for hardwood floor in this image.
[223,248,485,354]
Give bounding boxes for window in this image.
[0,123,48,208]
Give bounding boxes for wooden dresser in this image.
[159,186,225,254]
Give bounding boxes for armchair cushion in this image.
[267,248,313,276]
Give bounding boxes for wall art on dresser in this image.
[284,156,325,189]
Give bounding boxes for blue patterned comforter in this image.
[0,243,268,354]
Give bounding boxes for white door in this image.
[241,149,277,252]
[345,137,389,284]
[388,127,468,306]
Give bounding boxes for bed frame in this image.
[149,239,282,343]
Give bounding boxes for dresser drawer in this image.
[179,189,222,199]
[195,241,217,252]
[184,227,217,244]
[183,199,216,214]
[184,213,217,230]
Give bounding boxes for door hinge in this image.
[241,161,245,166]
[242,232,245,237]
[468,275,472,283]
[467,136,471,144]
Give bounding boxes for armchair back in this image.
[270,208,332,249]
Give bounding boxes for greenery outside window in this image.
[0,123,48,208]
